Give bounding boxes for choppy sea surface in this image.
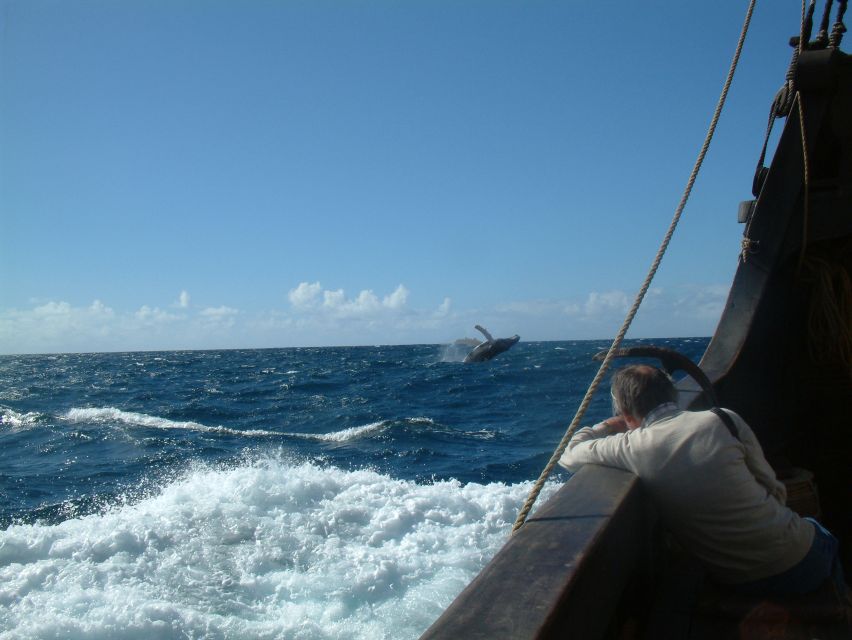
[0,338,708,639]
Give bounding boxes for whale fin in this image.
[474,325,494,343]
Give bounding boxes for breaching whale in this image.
[463,325,520,363]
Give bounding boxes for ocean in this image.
[0,337,708,639]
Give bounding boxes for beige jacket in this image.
[559,404,814,583]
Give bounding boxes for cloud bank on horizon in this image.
[0,282,728,354]
[1,2,787,358]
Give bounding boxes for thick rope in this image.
[829,0,848,48]
[816,0,834,48]
[804,0,817,48]
[512,0,758,533]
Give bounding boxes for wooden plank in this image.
[420,465,649,640]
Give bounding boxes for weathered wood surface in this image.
[420,465,650,640]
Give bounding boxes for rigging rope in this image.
[816,0,835,47]
[511,0,759,533]
[829,0,847,48]
[796,92,811,275]
[747,0,811,249]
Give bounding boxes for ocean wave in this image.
[0,459,557,639]
[63,407,279,438]
[402,417,496,441]
[282,420,388,442]
[0,406,42,430]
[462,429,497,441]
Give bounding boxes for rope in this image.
[750,1,808,196]
[511,0,759,533]
[800,247,852,378]
[796,92,811,274]
[804,0,817,48]
[816,0,834,47]
[752,0,812,258]
[829,0,848,48]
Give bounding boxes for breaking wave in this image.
[63,407,280,437]
[282,421,389,442]
[62,408,415,443]
[0,458,555,639]
[0,406,42,430]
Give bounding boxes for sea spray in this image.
[0,457,557,639]
[0,407,41,430]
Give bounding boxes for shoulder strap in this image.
[710,407,740,441]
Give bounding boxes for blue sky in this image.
[1,1,801,353]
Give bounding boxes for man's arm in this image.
[558,417,633,473]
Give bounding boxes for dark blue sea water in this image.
[0,338,707,638]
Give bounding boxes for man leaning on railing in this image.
[559,364,845,596]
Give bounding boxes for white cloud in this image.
[136,305,181,323]
[584,290,630,316]
[353,290,381,313]
[177,290,190,308]
[199,306,240,329]
[200,305,239,318]
[290,283,411,318]
[34,301,72,316]
[482,284,727,340]
[322,289,346,309]
[288,282,322,309]
[383,285,409,310]
[672,284,729,320]
[0,281,730,353]
[321,289,382,317]
[89,300,114,316]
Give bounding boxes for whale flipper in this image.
[474,325,494,343]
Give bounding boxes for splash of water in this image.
[0,458,555,639]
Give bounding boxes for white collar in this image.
[641,402,680,428]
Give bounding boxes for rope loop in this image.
[829,0,848,48]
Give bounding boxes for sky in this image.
[0,1,805,353]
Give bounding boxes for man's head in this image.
[610,365,678,428]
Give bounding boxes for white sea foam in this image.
[283,421,388,442]
[0,459,555,639]
[406,417,434,425]
[0,407,41,430]
[63,407,279,438]
[63,408,391,444]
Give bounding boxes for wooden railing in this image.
[420,465,653,640]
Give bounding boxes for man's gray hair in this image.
[610,365,678,420]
